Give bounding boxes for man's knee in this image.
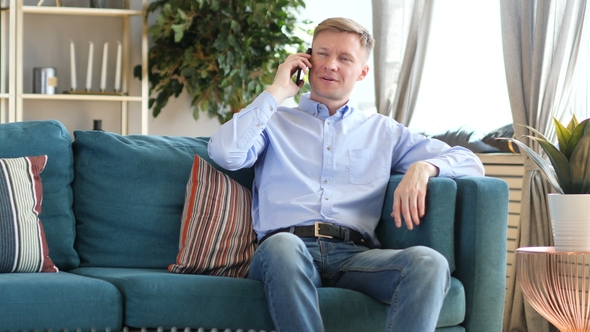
[250,233,319,283]
[406,246,450,295]
[404,246,450,277]
[255,232,312,266]
[261,232,306,252]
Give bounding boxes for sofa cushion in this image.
[169,155,257,278]
[0,155,58,273]
[73,131,254,269]
[71,267,464,331]
[0,120,78,270]
[0,271,122,331]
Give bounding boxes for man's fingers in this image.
[391,195,402,228]
[418,192,426,218]
[392,191,425,230]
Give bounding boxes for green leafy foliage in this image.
[507,116,590,194]
[135,0,310,123]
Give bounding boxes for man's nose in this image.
[324,56,338,70]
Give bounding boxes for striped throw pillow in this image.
[169,155,257,278]
[0,155,58,273]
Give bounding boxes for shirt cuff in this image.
[424,159,447,177]
[239,90,278,119]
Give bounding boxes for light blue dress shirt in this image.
[208,92,485,247]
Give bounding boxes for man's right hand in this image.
[265,51,312,105]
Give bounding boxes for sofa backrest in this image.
[0,120,79,270]
[72,130,254,269]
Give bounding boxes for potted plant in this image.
[136,0,310,124]
[508,115,590,251]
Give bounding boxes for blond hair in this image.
[313,17,375,62]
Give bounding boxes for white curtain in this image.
[371,0,434,125]
[500,1,588,331]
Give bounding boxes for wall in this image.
[19,0,374,137]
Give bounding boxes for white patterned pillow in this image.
[0,155,58,273]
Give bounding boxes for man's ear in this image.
[358,64,369,81]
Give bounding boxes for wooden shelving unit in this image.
[0,3,10,124]
[1,0,149,134]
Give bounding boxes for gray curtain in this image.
[500,1,588,331]
[371,0,433,125]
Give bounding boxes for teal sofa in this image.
[0,120,509,332]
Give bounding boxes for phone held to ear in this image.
[295,48,312,86]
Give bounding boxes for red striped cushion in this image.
[169,155,257,278]
[0,155,58,273]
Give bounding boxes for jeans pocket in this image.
[348,149,389,184]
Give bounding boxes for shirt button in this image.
[325,197,329,201]
[270,107,274,111]
[323,180,328,184]
[327,146,331,151]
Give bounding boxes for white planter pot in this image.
[549,194,590,252]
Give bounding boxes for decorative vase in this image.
[548,193,590,252]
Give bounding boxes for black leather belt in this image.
[259,222,369,247]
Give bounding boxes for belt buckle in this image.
[314,222,333,239]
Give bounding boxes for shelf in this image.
[5,0,150,134]
[22,93,142,102]
[22,6,142,17]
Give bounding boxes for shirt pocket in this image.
[348,149,390,185]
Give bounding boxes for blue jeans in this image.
[248,233,450,332]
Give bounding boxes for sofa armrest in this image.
[453,176,508,332]
[377,175,458,272]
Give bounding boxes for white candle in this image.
[86,42,94,91]
[114,41,121,92]
[100,42,108,91]
[70,40,77,91]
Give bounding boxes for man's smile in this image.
[319,75,338,82]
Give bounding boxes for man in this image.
[208,17,484,332]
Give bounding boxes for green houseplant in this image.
[137,0,310,123]
[509,115,590,194]
[508,115,590,251]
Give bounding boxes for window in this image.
[410,1,512,136]
[567,14,590,122]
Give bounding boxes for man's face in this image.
[309,30,369,111]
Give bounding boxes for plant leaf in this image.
[568,114,579,131]
[566,119,589,160]
[177,8,187,21]
[528,136,572,193]
[517,123,550,141]
[504,137,565,194]
[171,24,185,42]
[570,134,590,194]
[554,117,572,156]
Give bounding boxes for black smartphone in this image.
[295,48,312,86]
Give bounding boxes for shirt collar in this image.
[298,93,352,121]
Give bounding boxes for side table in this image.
[517,246,590,332]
